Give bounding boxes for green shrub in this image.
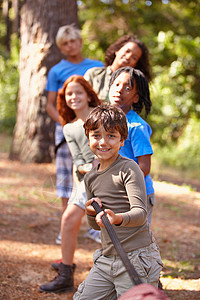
[153,116,200,175]
[0,34,19,134]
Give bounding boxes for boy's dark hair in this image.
[105,35,152,82]
[84,104,128,141]
[109,66,152,116]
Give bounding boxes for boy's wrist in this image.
[86,212,96,217]
[115,214,123,226]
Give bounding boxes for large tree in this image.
[9,0,78,163]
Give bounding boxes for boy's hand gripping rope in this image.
[91,201,142,286]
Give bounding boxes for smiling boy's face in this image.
[109,72,139,114]
[88,125,124,170]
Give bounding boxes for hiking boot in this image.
[52,259,76,272]
[39,262,74,293]
[51,258,62,271]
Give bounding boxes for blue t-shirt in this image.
[46,58,104,92]
[119,110,154,195]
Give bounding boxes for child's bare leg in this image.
[62,197,69,212]
[61,204,85,265]
[39,204,84,293]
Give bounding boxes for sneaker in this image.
[84,228,101,244]
[56,232,61,245]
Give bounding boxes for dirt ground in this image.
[0,136,200,299]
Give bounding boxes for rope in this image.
[91,201,142,286]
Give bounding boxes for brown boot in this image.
[52,259,76,272]
[39,262,74,293]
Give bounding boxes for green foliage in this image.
[78,0,200,174]
[148,32,200,173]
[161,258,198,279]
[0,0,199,172]
[153,116,200,173]
[81,21,105,62]
[0,34,19,133]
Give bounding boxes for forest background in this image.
[0,0,200,180]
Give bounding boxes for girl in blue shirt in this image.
[109,66,155,225]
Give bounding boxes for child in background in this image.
[40,75,101,294]
[46,24,103,244]
[73,104,162,299]
[84,34,152,103]
[109,66,155,225]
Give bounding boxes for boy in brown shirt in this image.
[73,104,163,300]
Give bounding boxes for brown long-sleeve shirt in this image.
[84,155,153,256]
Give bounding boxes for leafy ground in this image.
[0,134,200,300]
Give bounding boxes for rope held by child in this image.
[91,200,142,286]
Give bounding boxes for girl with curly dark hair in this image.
[84,35,152,103]
[105,35,152,82]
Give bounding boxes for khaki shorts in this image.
[73,242,163,300]
[147,193,156,225]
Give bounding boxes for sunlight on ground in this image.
[161,278,200,291]
[1,149,200,299]
[0,240,61,261]
[154,181,200,199]
[0,239,94,263]
[1,239,199,294]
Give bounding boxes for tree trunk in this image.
[12,0,20,35]
[3,0,12,52]
[9,0,78,163]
